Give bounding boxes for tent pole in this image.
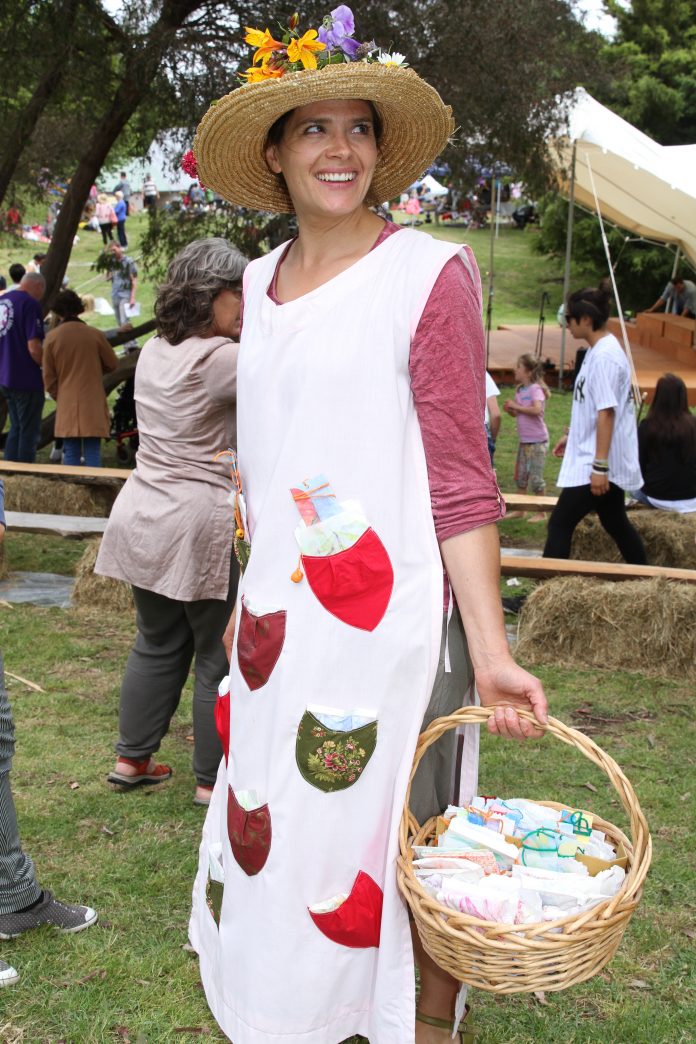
[495,178,501,239]
[559,140,576,390]
[671,246,680,279]
[486,183,496,367]
[585,153,642,410]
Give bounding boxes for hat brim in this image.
[194,64,454,214]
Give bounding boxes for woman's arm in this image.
[200,342,239,403]
[591,407,614,495]
[98,332,119,373]
[441,525,548,739]
[42,341,57,399]
[410,249,547,740]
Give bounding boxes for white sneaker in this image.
[0,958,20,987]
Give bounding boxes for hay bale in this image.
[72,539,133,612]
[570,510,696,569]
[515,575,696,680]
[3,476,117,518]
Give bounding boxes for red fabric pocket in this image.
[214,688,230,765]
[237,601,287,691]
[227,787,272,876]
[302,528,393,631]
[309,871,383,948]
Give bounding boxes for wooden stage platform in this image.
[488,312,696,405]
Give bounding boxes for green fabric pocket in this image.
[295,709,378,793]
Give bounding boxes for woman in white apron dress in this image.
[189,13,548,1043]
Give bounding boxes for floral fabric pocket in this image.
[214,677,230,764]
[295,706,377,793]
[205,842,225,927]
[302,528,393,632]
[237,598,287,691]
[309,871,383,948]
[227,787,272,876]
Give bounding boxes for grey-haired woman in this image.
[96,238,247,806]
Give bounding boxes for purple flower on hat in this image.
[318,5,361,58]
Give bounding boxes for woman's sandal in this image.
[107,756,173,788]
[416,1008,476,1043]
[194,784,214,807]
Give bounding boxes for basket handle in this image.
[404,705,651,905]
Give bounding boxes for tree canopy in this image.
[599,0,696,145]
[0,0,609,302]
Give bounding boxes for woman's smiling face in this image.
[264,99,379,220]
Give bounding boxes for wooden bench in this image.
[502,494,557,513]
[0,461,132,482]
[500,554,696,585]
[5,511,108,537]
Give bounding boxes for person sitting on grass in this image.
[0,483,98,988]
[503,353,550,521]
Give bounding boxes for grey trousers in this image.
[0,655,41,914]
[409,605,479,826]
[116,559,239,785]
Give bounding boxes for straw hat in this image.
[195,63,454,213]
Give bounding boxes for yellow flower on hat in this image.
[286,29,326,70]
[244,26,285,65]
[242,64,284,82]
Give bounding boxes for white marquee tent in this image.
[552,88,696,376]
[554,88,696,266]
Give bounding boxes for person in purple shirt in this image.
[0,273,45,462]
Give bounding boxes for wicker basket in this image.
[397,706,652,994]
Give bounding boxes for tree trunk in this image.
[0,0,82,210]
[40,0,200,307]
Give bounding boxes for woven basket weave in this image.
[397,707,651,994]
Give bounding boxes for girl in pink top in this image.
[504,353,550,506]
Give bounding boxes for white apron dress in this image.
[190,228,471,1043]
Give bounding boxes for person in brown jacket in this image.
[42,290,119,466]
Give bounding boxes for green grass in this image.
[394,216,596,325]
[1,211,593,335]
[0,212,156,342]
[0,603,693,1042]
[2,533,87,575]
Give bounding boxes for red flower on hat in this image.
[182,150,199,179]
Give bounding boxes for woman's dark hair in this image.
[155,238,247,345]
[52,289,85,319]
[265,100,384,149]
[566,282,612,330]
[641,373,696,464]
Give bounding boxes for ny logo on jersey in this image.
[574,376,585,403]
